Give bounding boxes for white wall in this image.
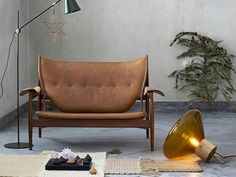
[28,0,236,101]
[0,0,29,118]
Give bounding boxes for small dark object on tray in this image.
[45,154,92,171]
[53,158,61,165]
[85,154,92,162]
[59,156,67,163]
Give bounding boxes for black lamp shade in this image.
[65,0,81,14]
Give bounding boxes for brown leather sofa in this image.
[20,55,164,150]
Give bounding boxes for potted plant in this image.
[169,32,236,109]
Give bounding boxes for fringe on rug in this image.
[139,158,161,177]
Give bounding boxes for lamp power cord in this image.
[0,32,16,98]
[216,152,236,159]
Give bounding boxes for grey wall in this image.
[0,0,29,118]
[28,0,236,102]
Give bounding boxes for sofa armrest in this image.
[144,86,165,97]
[20,86,41,96]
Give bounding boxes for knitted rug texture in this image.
[105,157,202,175]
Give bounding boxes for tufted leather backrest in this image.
[38,56,147,113]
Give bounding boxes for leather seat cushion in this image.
[36,111,146,120]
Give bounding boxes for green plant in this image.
[169,32,236,106]
[107,149,122,155]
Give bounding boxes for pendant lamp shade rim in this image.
[65,0,81,14]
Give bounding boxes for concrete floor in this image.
[0,111,236,177]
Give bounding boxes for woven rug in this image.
[0,152,106,177]
[105,158,203,175]
[105,159,141,174]
[0,154,47,177]
[139,158,203,172]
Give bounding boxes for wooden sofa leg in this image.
[150,126,154,151]
[29,126,33,150]
[145,97,150,139]
[149,93,155,151]
[146,129,149,139]
[39,127,42,138]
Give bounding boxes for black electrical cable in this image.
[216,152,236,159]
[223,155,236,159]
[0,32,16,98]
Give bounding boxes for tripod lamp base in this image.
[4,142,30,149]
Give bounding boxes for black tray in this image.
[45,155,92,171]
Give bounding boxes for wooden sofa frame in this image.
[20,55,164,150]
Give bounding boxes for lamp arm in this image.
[16,0,62,33]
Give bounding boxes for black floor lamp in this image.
[4,0,81,149]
